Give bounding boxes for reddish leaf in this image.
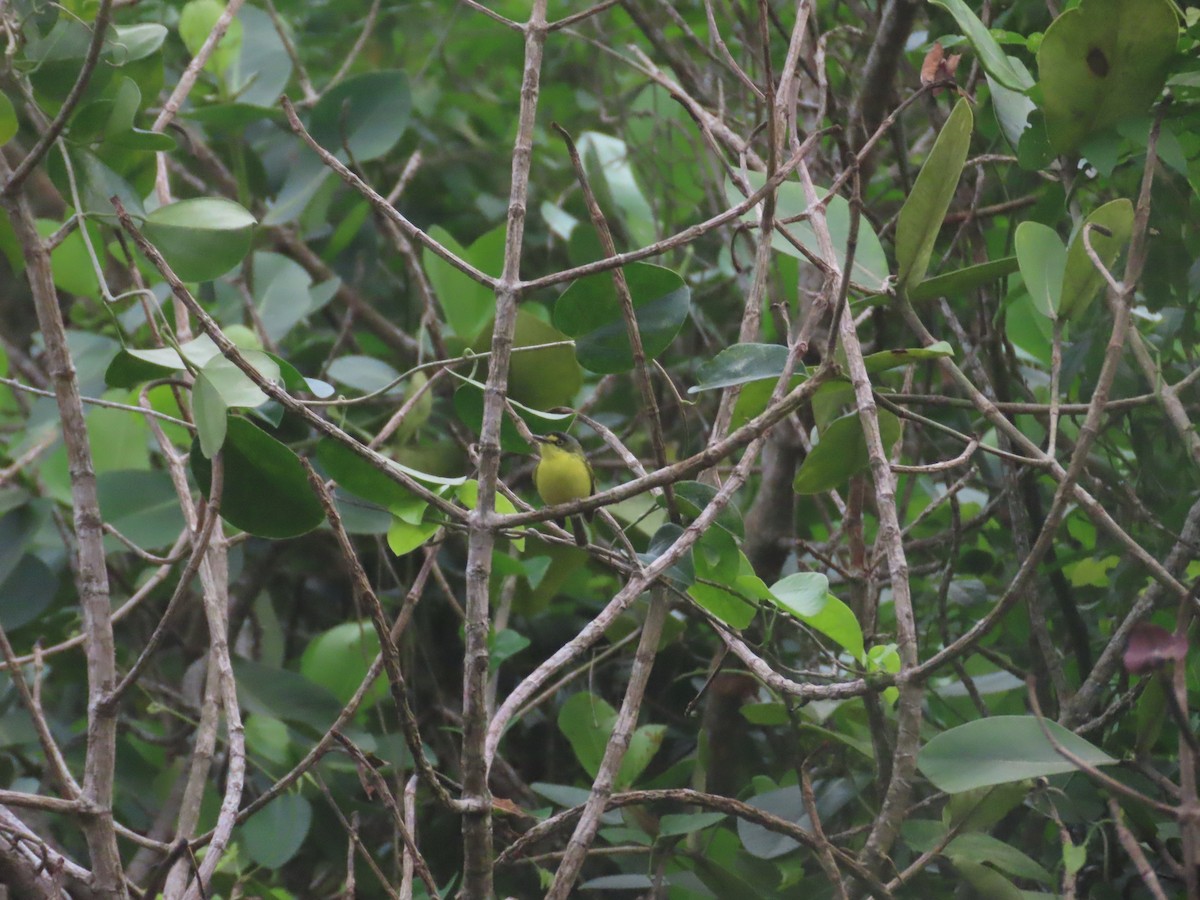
[1123,622,1187,675]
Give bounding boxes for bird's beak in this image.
[531,434,549,444]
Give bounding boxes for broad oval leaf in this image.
[1015,222,1067,319]
[918,715,1117,793]
[192,371,228,459]
[474,310,582,408]
[673,480,744,537]
[240,793,312,869]
[793,409,901,495]
[988,59,1038,148]
[104,23,169,65]
[769,572,865,662]
[190,416,323,538]
[1037,0,1177,154]
[553,263,690,374]
[300,621,385,708]
[896,99,973,295]
[200,350,279,408]
[310,70,411,163]
[233,656,344,732]
[558,692,617,778]
[142,198,256,282]
[556,691,664,789]
[326,355,401,394]
[728,174,890,292]
[179,0,242,76]
[689,343,795,393]
[386,517,440,556]
[423,225,502,341]
[688,582,757,629]
[0,555,57,631]
[1059,198,1134,321]
[577,132,657,248]
[737,782,857,859]
[97,469,187,550]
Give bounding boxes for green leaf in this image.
[451,373,573,453]
[317,440,420,514]
[0,505,46,586]
[556,692,664,790]
[944,833,1055,885]
[862,341,954,373]
[907,256,1019,303]
[474,310,582,409]
[558,692,616,778]
[241,793,312,869]
[673,481,744,537]
[244,715,292,769]
[423,225,503,340]
[227,5,292,106]
[192,371,228,458]
[729,374,807,428]
[728,174,890,292]
[1037,0,1178,154]
[689,528,758,628]
[793,409,901,495]
[688,582,757,629]
[253,252,329,343]
[178,0,243,77]
[1015,222,1067,318]
[577,132,656,248]
[386,517,440,556]
[0,92,16,146]
[326,355,401,395]
[950,859,1024,900]
[620,724,666,789]
[104,23,168,65]
[769,572,865,662]
[689,343,799,393]
[190,417,323,538]
[1058,198,1134,320]
[553,263,690,374]
[0,556,58,631]
[300,621,386,709]
[39,219,100,298]
[918,716,1117,793]
[142,198,257,282]
[200,350,278,408]
[929,0,1036,92]
[988,58,1038,148]
[658,812,726,838]
[896,99,973,294]
[309,70,411,163]
[67,149,145,223]
[233,656,345,732]
[737,783,857,859]
[96,470,186,551]
[1063,839,1087,876]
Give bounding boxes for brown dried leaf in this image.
[921,42,964,96]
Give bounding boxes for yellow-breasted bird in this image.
[532,432,594,546]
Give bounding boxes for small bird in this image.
[532,432,595,546]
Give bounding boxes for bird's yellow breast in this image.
[535,443,593,506]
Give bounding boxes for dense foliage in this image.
[2,0,1200,896]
